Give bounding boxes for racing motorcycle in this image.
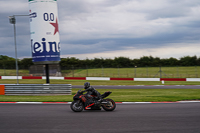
[70,90,116,112]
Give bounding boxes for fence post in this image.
[134,66,137,78]
[195,66,197,78]
[177,66,179,78]
[86,65,88,77]
[118,66,120,77]
[160,66,162,78]
[72,65,74,77]
[102,65,104,77]
[146,66,148,78]
[4,67,6,76]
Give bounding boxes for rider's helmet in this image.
[84,82,90,89]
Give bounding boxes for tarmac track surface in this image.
[0,103,200,133]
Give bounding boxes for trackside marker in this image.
[122,102,137,104]
[151,102,178,103]
[135,102,151,104]
[0,102,16,103]
[0,101,200,104]
[178,101,200,103]
[0,85,5,95]
[43,102,69,104]
[17,102,43,104]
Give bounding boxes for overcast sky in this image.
[0,0,200,60]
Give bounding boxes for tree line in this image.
[0,55,200,69]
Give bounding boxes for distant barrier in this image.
[1,76,200,81]
[0,84,71,95]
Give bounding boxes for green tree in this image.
[179,56,197,66]
[19,58,33,69]
[113,57,131,67]
[0,55,16,69]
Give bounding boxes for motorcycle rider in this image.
[83,82,102,106]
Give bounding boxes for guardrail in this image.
[0,84,72,95]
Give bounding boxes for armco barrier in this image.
[1,76,200,81]
[0,84,71,95]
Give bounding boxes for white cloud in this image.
[62,42,200,59]
[0,1,28,13]
[1,0,200,59]
[59,0,200,42]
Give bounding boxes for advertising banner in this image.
[29,0,60,64]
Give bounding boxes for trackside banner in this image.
[29,0,60,64]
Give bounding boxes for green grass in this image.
[0,79,200,85]
[109,89,200,102]
[0,89,200,102]
[0,69,29,76]
[1,66,200,78]
[62,66,200,78]
[1,79,200,102]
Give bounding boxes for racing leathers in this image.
[83,86,102,106]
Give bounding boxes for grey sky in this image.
[0,0,200,59]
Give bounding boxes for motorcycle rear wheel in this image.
[102,99,116,111]
[70,100,84,112]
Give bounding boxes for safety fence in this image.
[1,66,200,78]
[0,84,72,95]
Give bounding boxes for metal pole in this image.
[134,66,137,78]
[146,66,148,78]
[72,65,74,77]
[118,66,120,77]
[195,66,197,78]
[177,66,179,78]
[86,65,88,77]
[9,15,29,84]
[160,66,162,78]
[13,18,19,84]
[45,64,50,84]
[102,65,104,77]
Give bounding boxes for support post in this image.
[9,15,29,84]
[13,22,19,84]
[45,64,50,84]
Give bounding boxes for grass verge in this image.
[0,89,200,102]
[1,79,200,85]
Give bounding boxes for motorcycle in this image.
[70,90,116,112]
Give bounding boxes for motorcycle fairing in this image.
[79,95,87,102]
[101,91,112,98]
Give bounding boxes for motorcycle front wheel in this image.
[102,99,116,111]
[70,100,84,112]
